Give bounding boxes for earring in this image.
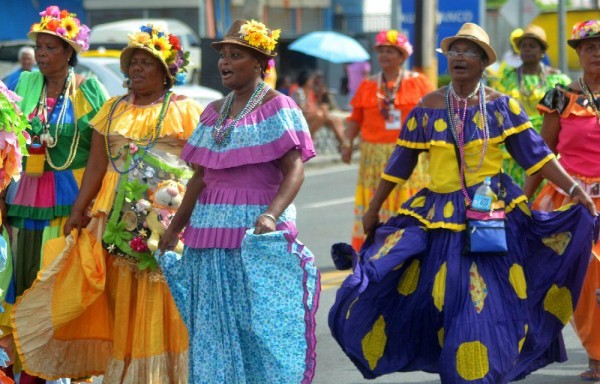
[255,67,260,73]
[163,78,167,85]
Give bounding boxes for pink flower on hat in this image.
[375,29,413,57]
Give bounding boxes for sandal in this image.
[581,359,600,381]
[580,368,600,381]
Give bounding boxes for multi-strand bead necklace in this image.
[36,68,80,170]
[446,81,490,205]
[376,69,403,120]
[579,78,600,124]
[104,90,173,174]
[212,82,270,146]
[517,64,547,111]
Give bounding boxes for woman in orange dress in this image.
[525,19,600,381]
[341,30,434,250]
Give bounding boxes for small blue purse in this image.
[465,208,508,255]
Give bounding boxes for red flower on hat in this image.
[168,35,181,51]
[46,19,60,32]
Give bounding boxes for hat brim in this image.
[120,46,174,88]
[568,35,600,48]
[440,36,497,66]
[515,34,548,50]
[28,30,83,53]
[373,43,410,57]
[211,38,276,57]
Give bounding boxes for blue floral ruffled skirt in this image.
[159,229,320,384]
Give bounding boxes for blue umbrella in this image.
[289,31,369,64]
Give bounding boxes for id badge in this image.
[385,109,401,130]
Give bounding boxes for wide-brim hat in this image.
[28,30,84,53]
[27,6,90,53]
[211,19,279,57]
[120,24,190,88]
[440,22,497,65]
[567,20,600,48]
[515,24,548,50]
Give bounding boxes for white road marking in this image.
[303,197,355,209]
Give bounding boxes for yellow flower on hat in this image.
[61,17,80,39]
[129,32,151,45]
[238,19,280,53]
[31,23,42,32]
[387,30,399,44]
[149,36,173,61]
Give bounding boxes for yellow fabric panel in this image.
[427,144,503,193]
[443,201,454,218]
[437,327,444,348]
[91,96,203,140]
[72,92,93,121]
[469,262,488,314]
[518,324,529,353]
[509,264,528,300]
[91,171,120,215]
[543,284,573,325]
[432,262,447,312]
[371,230,404,261]
[410,196,426,208]
[456,341,490,381]
[362,315,387,371]
[397,208,466,231]
[397,260,420,296]
[541,232,572,256]
[72,168,85,187]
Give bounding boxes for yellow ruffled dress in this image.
[11,94,203,383]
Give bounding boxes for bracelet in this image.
[260,213,277,223]
[568,182,579,197]
[341,139,352,149]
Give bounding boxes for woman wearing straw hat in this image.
[525,19,600,381]
[156,19,319,383]
[495,24,570,189]
[329,22,597,383]
[341,29,433,251]
[11,23,204,383]
[0,5,107,383]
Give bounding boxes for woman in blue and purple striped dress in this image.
[157,19,319,383]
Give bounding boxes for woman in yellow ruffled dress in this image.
[11,25,203,383]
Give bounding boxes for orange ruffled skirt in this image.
[534,179,600,361]
[11,173,188,383]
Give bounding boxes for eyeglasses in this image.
[446,50,480,59]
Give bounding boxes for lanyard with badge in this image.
[376,69,403,130]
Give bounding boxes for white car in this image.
[75,56,222,107]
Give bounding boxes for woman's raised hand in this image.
[63,208,87,237]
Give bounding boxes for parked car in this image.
[89,19,202,83]
[75,56,222,107]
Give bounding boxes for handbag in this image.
[452,139,508,256]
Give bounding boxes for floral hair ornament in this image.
[568,20,600,48]
[27,5,90,53]
[374,30,413,57]
[212,19,280,57]
[120,24,191,87]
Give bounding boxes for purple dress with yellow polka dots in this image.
[329,96,597,383]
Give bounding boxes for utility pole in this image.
[391,0,401,30]
[414,0,438,86]
[558,0,567,73]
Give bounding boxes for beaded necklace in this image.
[517,64,546,111]
[376,69,403,120]
[36,68,81,171]
[448,81,481,144]
[579,78,600,124]
[104,90,173,175]
[446,81,490,204]
[212,82,270,146]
